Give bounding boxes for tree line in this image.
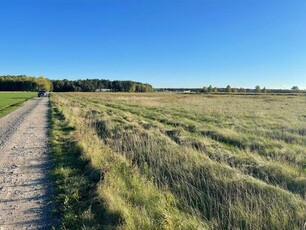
[0,76,153,92]
[156,85,303,94]
[0,75,52,91]
[51,79,153,92]
[201,85,302,93]
[0,75,301,94]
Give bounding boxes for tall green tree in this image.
[291,86,299,92]
[202,86,208,93]
[36,76,52,91]
[0,75,51,91]
[255,85,261,93]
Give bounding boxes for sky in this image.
[0,0,305,89]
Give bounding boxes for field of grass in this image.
[0,92,36,118]
[50,92,306,229]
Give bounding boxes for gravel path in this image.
[0,97,54,229]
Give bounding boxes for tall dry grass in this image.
[51,92,306,229]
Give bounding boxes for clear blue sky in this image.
[0,0,305,89]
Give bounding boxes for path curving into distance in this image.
[0,97,54,229]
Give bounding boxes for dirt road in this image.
[0,97,54,229]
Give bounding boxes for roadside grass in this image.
[49,105,123,229]
[51,92,306,229]
[0,92,36,118]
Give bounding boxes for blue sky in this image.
[0,0,305,89]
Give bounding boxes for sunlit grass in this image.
[0,92,36,117]
[51,92,306,229]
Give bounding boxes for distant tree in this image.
[226,85,231,93]
[208,85,213,93]
[202,86,208,93]
[36,77,51,91]
[213,87,218,93]
[0,75,51,91]
[255,85,261,93]
[112,81,124,92]
[232,88,238,93]
[262,87,267,93]
[122,81,135,92]
[129,83,136,92]
[143,84,154,92]
[239,87,246,93]
[51,79,152,92]
[291,86,299,92]
[82,81,95,92]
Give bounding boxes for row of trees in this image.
[0,76,153,93]
[0,75,301,94]
[202,85,301,93]
[0,75,52,91]
[202,85,266,93]
[51,79,154,92]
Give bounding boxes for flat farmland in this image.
[51,92,306,229]
[0,92,36,118]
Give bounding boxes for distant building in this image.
[95,88,111,92]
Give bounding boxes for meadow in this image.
[0,92,36,118]
[50,92,306,229]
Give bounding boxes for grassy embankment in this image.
[0,92,36,118]
[50,92,306,229]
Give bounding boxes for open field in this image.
[50,92,306,229]
[0,92,36,118]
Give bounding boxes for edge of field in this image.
[0,92,36,118]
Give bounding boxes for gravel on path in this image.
[0,97,55,230]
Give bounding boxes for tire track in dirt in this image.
[0,97,55,229]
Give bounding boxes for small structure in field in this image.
[95,89,111,92]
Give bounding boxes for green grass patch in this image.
[49,106,122,229]
[0,92,36,117]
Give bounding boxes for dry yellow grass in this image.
[51,92,306,229]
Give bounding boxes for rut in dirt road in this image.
[0,97,55,229]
